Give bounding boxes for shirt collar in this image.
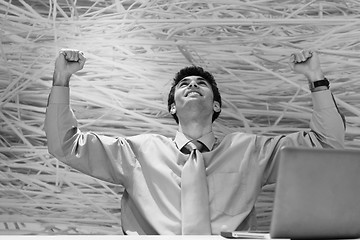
[174,131,216,151]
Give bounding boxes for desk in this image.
[1,236,360,240]
[0,236,248,240]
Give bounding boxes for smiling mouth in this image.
[186,91,202,97]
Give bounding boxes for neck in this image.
[178,118,213,140]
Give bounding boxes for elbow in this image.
[317,131,345,149]
[45,126,78,160]
[46,134,66,159]
[326,136,345,149]
[47,140,62,158]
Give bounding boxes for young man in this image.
[45,49,345,235]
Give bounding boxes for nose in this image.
[188,80,198,88]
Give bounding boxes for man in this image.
[44,49,345,235]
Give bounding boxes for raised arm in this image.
[44,50,134,184]
[289,49,345,148]
[260,50,345,185]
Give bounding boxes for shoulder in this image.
[220,131,279,148]
[125,133,177,156]
[222,131,256,142]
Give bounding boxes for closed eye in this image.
[178,81,189,87]
[198,80,208,86]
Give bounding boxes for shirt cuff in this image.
[311,90,335,110]
[48,86,70,104]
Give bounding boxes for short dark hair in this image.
[167,66,222,123]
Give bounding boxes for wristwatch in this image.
[309,78,330,91]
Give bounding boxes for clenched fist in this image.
[289,49,324,82]
[53,49,86,87]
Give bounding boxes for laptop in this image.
[270,147,360,239]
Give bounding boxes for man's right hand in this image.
[53,49,86,87]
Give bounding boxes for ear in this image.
[213,101,221,112]
[170,104,177,114]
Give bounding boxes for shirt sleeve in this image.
[261,90,345,185]
[44,86,135,185]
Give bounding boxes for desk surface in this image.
[2,235,360,240]
[0,236,261,240]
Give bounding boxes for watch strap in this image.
[309,78,330,91]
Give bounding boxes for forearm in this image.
[53,71,71,87]
[290,49,344,146]
[306,69,329,92]
[44,86,77,158]
[310,90,345,148]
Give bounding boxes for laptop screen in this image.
[270,147,360,239]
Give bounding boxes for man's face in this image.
[172,75,217,121]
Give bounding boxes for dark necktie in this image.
[181,140,211,235]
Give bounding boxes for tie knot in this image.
[182,140,207,154]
